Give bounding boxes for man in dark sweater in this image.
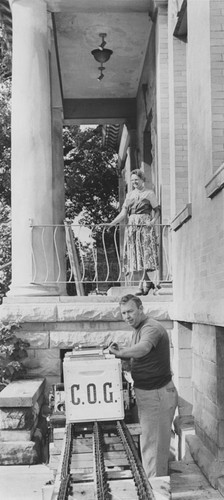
[109,294,178,478]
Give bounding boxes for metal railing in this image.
[30,222,172,294]
[0,261,11,271]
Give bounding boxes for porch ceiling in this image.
[48,0,154,123]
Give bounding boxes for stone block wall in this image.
[171,321,193,414]
[0,297,173,397]
[192,324,224,462]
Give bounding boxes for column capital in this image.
[153,0,168,6]
[9,0,46,6]
[149,0,168,21]
[153,0,168,15]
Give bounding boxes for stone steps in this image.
[0,379,46,465]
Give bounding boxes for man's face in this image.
[120,300,143,328]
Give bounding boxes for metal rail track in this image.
[56,420,155,500]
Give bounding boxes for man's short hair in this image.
[119,294,143,308]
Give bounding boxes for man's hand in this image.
[109,342,120,357]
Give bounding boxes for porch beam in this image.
[63,98,136,126]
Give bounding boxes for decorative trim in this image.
[171,203,192,232]
[205,163,224,199]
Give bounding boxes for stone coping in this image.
[205,162,224,198]
[171,298,224,327]
[0,300,173,323]
[3,294,172,304]
[170,203,192,232]
[0,379,45,408]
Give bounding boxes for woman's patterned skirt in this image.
[123,213,159,274]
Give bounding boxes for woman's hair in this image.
[131,169,146,182]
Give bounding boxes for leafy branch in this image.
[0,322,29,385]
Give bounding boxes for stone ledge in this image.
[0,299,173,323]
[170,203,192,232]
[186,434,224,488]
[107,286,173,299]
[171,298,224,328]
[0,379,45,408]
[0,303,58,322]
[205,163,224,198]
[3,294,172,304]
[56,302,172,322]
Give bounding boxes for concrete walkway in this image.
[170,461,223,499]
[0,464,53,500]
[0,460,223,500]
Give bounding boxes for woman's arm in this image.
[108,206,128,227]
[150,206,160,225]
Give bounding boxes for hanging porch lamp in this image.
[91,33,113,81]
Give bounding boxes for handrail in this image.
[29,222,172,293]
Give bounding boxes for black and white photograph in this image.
[0,1,223,499]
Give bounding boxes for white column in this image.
[8,0,60,296]
[50,20,67,295]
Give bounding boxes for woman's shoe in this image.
[153,283,161,295]
[143,280,155,295]
[135,283,144,296]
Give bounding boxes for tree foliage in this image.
[63,125,119,225]
[0,202,11,299]
[0,27,11,206]
[0,79,11,206]
[0,28,11,300]
[0,322,29,386]
[63,125,120,294]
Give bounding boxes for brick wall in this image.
[156,4,171,223]
[171,0,224,323]
[210,0,224,172]
[173,38,188,214]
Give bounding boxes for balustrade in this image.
[29,222,172,295]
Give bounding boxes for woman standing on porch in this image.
[108,169,160,295]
